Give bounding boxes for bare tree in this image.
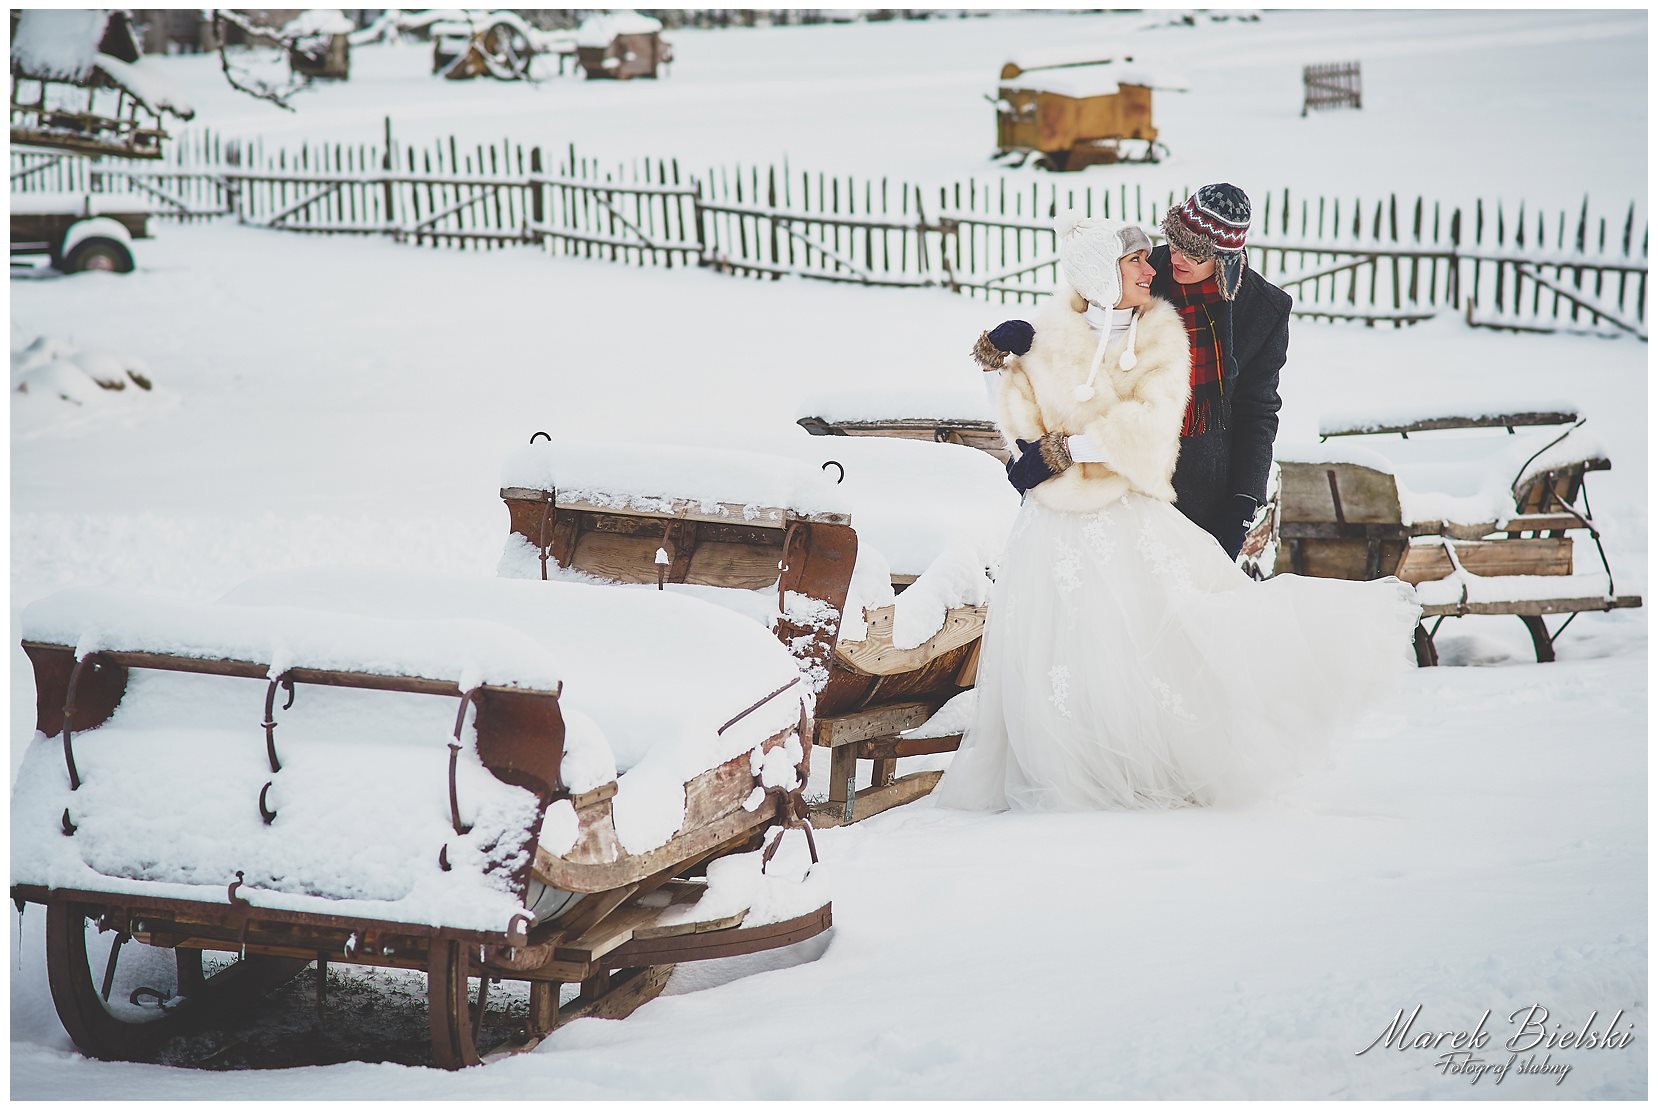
[211,9,315,111]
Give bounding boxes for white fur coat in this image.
[996,282,1193,513]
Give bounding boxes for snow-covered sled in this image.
[1274,412,1642,664]
[12,570,829,1069]
[498,434,1019,826]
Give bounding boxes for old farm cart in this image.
[13,575,831,1069]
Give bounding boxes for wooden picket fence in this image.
[10,128,1648,339]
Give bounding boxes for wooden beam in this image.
[809,770,944,828]
[814,701,937,748]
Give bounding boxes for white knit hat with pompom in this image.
[1056,211,1153,402]
[1056,211,1152,310]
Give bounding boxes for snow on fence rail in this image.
[11,128,1648,338]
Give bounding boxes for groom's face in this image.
[1168,247,1217,285]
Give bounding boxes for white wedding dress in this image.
[935,492,1421,811]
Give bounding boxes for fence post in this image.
[528,146,543,243]
[381,116,396,237]
[1447,207,1461,310]
[691,175,709,268]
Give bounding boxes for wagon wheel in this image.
[44,902,308,1061]
[481,21,533,79]
[428,937,485,1069]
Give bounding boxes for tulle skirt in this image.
[935,493,1421,812]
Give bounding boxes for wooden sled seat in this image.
[15,568,828,1068]
[1274,420,1640,664]
[498,435,1019,827]
[796,385,1008,462]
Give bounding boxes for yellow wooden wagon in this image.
[991,54,1185,171]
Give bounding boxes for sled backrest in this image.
[500,486,858,692]
[21,593,569,813]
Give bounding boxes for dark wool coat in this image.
[1149,243,1291,536]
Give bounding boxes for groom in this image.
[994,184,1292,560]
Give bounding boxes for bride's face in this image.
[1117,250,1155,308]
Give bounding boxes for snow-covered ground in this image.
[9,8,1647,1099]
[10,214,1647,1098]
[143,9,1646,213]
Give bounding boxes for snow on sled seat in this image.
[13,569,830,1070]
[1274,420,1640,666]
[498,435,1019,826]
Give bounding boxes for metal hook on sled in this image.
[529,431,551,445]
[60,653,105,791]
[259,781,278,824]
[227,870,250,909]
[821,459,844,484]
[759,787,819,875]
[537,490,557,581]
[262,674,294,774]
[448,689,481,836]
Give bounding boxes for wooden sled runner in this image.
[1273,412,1641,664]
[12,571,829,1069]
[499,435,1017,827]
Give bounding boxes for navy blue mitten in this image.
[1005,434,1073,495]
[988,319,1035,356]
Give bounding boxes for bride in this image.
[935,214,1421,812]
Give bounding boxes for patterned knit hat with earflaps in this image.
[1055,211,1154,403]
[1160,183,1252,300]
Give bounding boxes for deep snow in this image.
[9,213,1646,1098]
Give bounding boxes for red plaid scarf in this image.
[1170,275,1227,438]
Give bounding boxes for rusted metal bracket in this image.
[258,781,277,825]
[61,808,77,836]
[449,689,482,836]
[759,786,819,874]
[777,521,803,613]
[60,653,105,790]
[262,674,294,773]
[537,492,557,581]
[717,677,801,737]
[227,871,249,909]
[99,931,129,1002]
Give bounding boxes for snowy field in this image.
[144,8,1647,213]
[8,8,1649,1100]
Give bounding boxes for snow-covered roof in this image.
[10,10,193,118]
[11,9,118,81]
[1002,60,1189,97]
[1005,45,1128,72]
[575,10,664,48]
[88,52,195,118]
[281,8,355,38]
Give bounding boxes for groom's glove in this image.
[1213,493,1261,561]
[1005,433,1073,495]
[973,319,1034,369]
